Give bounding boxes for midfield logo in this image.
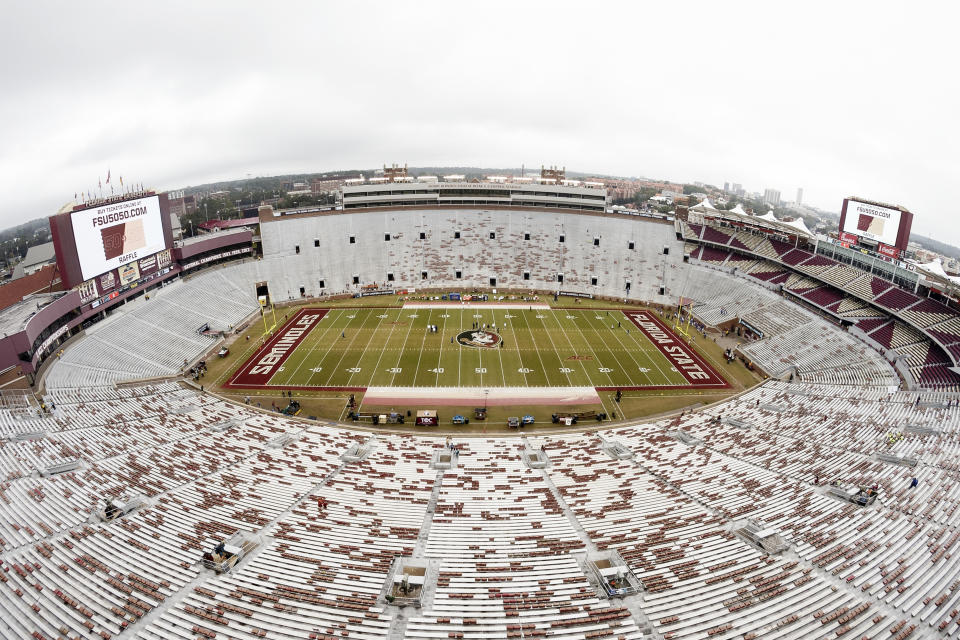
[456,330,502,349]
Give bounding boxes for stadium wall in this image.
[258,209,684,303]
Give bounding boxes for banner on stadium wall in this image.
[558,291,594,299]
[840,232,859,245]
[181,247,251,270]
[358,289,394,297]
[139,254,157,273]
[118,261,140,286]
[877,243,899,258]
[37,324,70,356]
[156,248,172,268]
[99,271,116,292]
[76,279,98,304]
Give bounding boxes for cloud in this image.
[0,1,957,245]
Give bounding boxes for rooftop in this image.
[0,264,62,313]
[0,292,62,336]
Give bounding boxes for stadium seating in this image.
[44,265,260,388]
[7,361,960,638]
[9,210,960,639]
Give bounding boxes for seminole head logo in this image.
[457,329,502,349]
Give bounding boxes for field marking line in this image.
[226,308,327,388]
[359,308,404,387]
[304,309,365,387]
[457,308,463,388]
[401,308,432,386]
[215,327,267,388]
[520,308,555,386]
[321,308,386,387]
[434,309,446,387]
[550,309,615,388]
[284,309,346,385]
[583,311,658,386]
[489,309,507,387]
[506,309,530,386]
[623,309,728,387]
[534,310,574,386]
[620,310,681,384]
[574,310,634,386]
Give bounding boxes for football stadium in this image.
[1,170,959,640]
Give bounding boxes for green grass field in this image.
[226,306,727,390]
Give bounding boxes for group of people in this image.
[445,438,461,457]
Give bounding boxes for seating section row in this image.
[683,220,960,389]
[44,265,260,389]
[3,378,957,638]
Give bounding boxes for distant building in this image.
[168,193,197,217]
[540,165,566,184]
[763,189,781,207]
[723,182,730,192]
[340,176,608,212]
[383,163,409,182]
[311,177,346,194]
[12,242,56,280]
[796,188,803,205]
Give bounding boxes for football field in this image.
[224,306,728,391]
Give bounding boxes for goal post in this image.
[259,296,277,336]
[673,298,692,338]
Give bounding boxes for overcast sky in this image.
[1,2,957,244]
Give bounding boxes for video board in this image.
[70,195,166,281]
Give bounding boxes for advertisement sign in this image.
[877,243,899,258]
[843,200,902,246]
[70,195,166,281]
[99,271,116,292]
[76,279,98,304]
[118,261,140,285]
[156,248,172,268]
[139,254,157,273]
[839,231,859,245]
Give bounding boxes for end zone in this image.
[622,309,729,389]
[224,308,328,388]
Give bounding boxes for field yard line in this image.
[534,311,574,386]
[305,309,367,387]
[392,308,427,386]
[283,309,345,384]
[620,310,681,384]
[434,310,447,386]
[491,310,507,387]
[360,309,404,387]
[561,309,623,386]
[582,311,656,386]
[504,310,529,386]
[457,308,463,387]
[552,310,615,387]
[477,330,484,387]
[522,309,554,386]
[321,308,387,386]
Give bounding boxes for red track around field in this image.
[224,308,329,389]
[621,309,729,389]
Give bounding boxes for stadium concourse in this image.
[4,209,960,639]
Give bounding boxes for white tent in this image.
[783,217,812,236]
